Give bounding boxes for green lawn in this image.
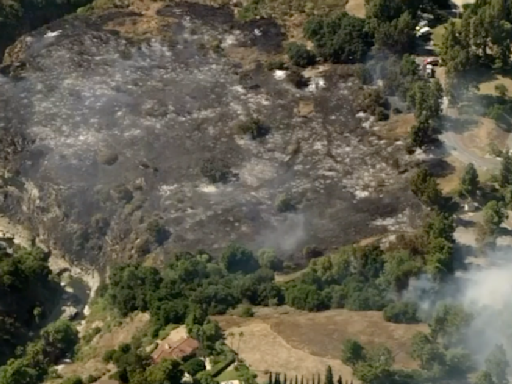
[216,369,240,382]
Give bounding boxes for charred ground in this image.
[0,3,421,268]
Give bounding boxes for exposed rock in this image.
[0,4,422,268]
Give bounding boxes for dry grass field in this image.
[215,307,427,380]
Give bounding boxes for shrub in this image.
[265,59,287,71]
[236,117,270,139]
[61,376,84,384]
[275,193,296,213]
[200,158,237,184]
[383,301,420,324]
[184,357,207,376]
[287,68,310,89]
[102,348,116,363]
[304,12,372,64]
[237,304,255,317]
[286,42,317,67]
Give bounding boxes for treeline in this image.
[266,367,350,384]
[281,0,450,65]
[0,246,60,365]
[101,209,455,330]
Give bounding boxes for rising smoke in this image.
[405,250,512,367]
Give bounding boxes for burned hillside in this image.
[0,4,422,267]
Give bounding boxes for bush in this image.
[236,117,270,140]
[275,193,296,213]
[304,12,372,63]
[201,158,238,184]
[237,304,254,317]
[184,357,207,376]
[265,59,287,71]
[61,376,84,384]
[383,301,420,324]
[102,348,116,363]
[286,42,317,68]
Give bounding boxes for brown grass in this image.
[345,0,365,18]
[437,154,465,194]
[478,75,512,96]
[215,307,427,380]
[52,313,150,383]
[376,113,415,140]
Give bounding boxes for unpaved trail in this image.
[439,130,500,170]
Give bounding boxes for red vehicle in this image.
[424,57,440,66]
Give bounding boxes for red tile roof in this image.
[152,336,200,363]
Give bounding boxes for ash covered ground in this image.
[0,3,422,267]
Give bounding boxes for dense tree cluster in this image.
[284,211,455,312]
[0,246,60,365]
[439,0,512,102]
[104,248,284,336]
[0,319,78,384]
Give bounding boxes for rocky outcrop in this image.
[0,3,422,268]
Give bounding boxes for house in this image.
[151,336,200,363]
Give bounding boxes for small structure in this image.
[151,336,200,363]
[93,380,119,384]
[221,381,241,384]
[463,201,480,212]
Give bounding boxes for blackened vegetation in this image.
[0,4,421,270]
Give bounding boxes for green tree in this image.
[257,249,284,272]
[145,358,184,384]
[61,376,84,384]
[410,167,443,207]
[341,339,366,367]
[183,357,206,376]
[482,200,508,238]
[500,151,512,187]
[383,301,420,324]
[408,115,437,149]
[485,344,509,384]
[459,163,479,197]
[304,12,372,63]
[475,370,497,384]
[409,331,445,370]
[429,303,473,348]
[286,42,317,67]
[221,244,260,275]
[325,366,334,384]
[373,12,416,54]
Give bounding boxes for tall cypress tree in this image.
[284,373,288,384]
[337,375,342,384]
[325,366,334,384]
[301,376,304,384]
[275,373,282,384]
[268,372,273,384]
[295,375,299,384]
[317,373,321,384]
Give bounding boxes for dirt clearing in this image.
[215,308,426,379]
[478,75,512,96]
[345,0,366,17]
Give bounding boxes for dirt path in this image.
[439,130,500,170]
